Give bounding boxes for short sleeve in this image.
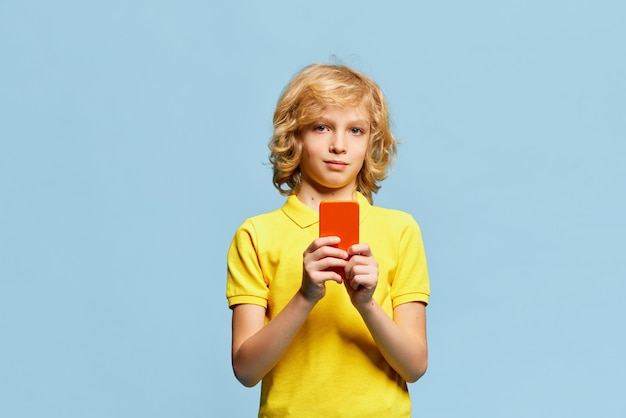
[391,217,430,308]
[226,219,270,308]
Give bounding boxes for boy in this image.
[227,63,430,417]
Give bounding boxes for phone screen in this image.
[319,200,359,251]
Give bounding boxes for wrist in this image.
[297,287,321,308]
[354,298,377,316]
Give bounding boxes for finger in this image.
[304,236,338,255]
[346,264,377,284]
[310,244,348,262]
[315,236,342,248]
[345,254,377,274]
[325,271,344,285]
[348,274,374,290]
[309,268,344,285]
[306,256,347,277]
[349,275,361,289]
[347,243,372,256]
[305,237,348,259]
[315,256,348,272]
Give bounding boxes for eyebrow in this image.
[314,117,370,126]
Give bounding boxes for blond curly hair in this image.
[268,63,397,204]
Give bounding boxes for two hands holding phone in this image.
[301,201,378,308]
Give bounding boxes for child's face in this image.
[299,105,370,196]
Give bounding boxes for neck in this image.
[296,184,357,211]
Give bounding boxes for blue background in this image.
[1,1,624,417]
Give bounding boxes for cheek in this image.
[301,147,315,163]
[356,158,366,173]
[303,141,325,158]
[299,145,319,170]
[355,143,368,162]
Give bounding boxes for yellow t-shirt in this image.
[227,193,430,418]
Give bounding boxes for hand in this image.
[301,236,349,302]
[344,244,379,308]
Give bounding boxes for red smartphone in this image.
[319,200,359,251]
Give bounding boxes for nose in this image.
[330,132,347,154]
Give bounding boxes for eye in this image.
[313,125,329,132]
[350,127,364,135]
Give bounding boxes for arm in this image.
[344,244,428,382]
[357,300,428,383]
[231,293,315,387]
[231,236,348,387]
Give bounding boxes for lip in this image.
[324,160,348,170]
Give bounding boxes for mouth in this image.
[325,160,348,170]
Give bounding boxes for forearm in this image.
[232,291,316,387]
[356,301,428,383]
